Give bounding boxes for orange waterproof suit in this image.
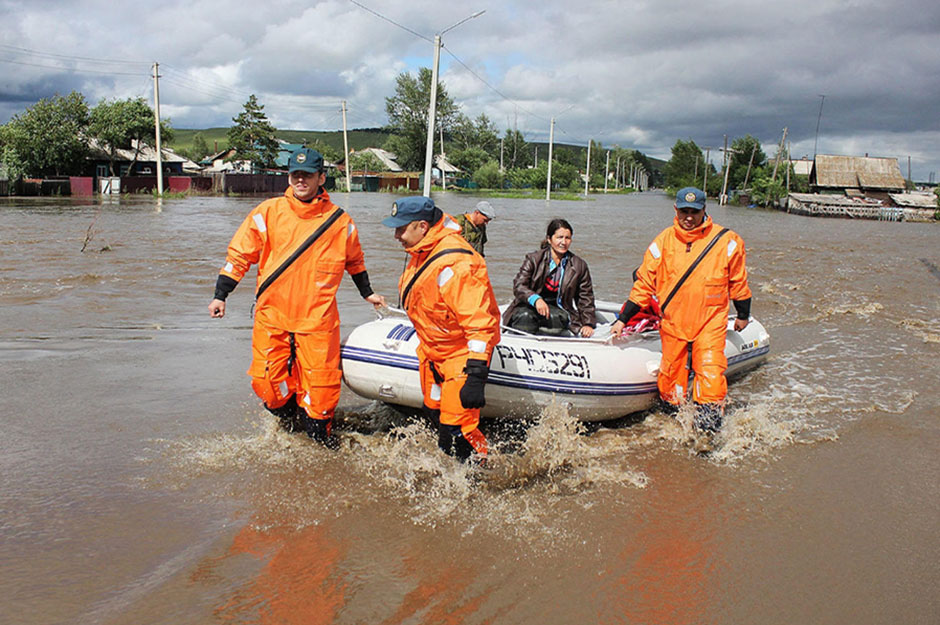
[218,186,368,421]
[627,216,751,406]
[399,214,501,454]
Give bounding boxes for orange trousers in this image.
[658,320,728,406]
[418,356,488,456]
[247,321,342,421]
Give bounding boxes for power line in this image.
[0,56,146,76]
[345,0,431,43]
[0,43,150,67]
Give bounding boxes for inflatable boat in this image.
[340,301,770,422]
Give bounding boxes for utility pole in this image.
[421,11,486,197]
[152,62,163,195]
[615,155,621,190]
[422,34,441,196]
[742,143,757,191]
[545,117,555,201]
[440,124,446,191]
[720,135,730,205]
[703,147,711,194]
[341,100,351,193]
[693,155,699,185]
[500,137,504,172]
[604,150,610,193]
[771,127,788,183]
[584,139,591,196]
[813,94,825,160]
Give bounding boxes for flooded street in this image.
[1,191,938,624]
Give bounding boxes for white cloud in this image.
[1,0,938,177]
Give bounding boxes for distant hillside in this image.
[168,128,391,156]
[168,128,665,176]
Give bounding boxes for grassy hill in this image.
[168,128,665,178]
[168,128,392,157]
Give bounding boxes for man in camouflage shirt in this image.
[454,200,495,256]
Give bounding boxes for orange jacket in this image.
[399,214,501,371]
[629,216,751,341]
[219,187,367,333]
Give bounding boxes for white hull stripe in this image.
[341,345,769,396]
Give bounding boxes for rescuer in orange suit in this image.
[611,187,752,433]
[382,196,501,462]
[208,148,385,447]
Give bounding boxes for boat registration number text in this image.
[494,345,591,379]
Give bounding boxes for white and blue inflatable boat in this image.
[341,301,770,422]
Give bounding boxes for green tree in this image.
[227,94,279,169]
[472,160,502,189]
[0,91,90,178]
[347,151,388,172]
[727,135,767,190]
[664,139,705,189]
[502,128,531,169]
[89,97,171,176]
[384,68,460,171]
[450,146,490,176]
[190,132,210,161]
[306,140,341,164]
[749,172,788,206]
[451,113,498,156]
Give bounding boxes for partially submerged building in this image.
[785,155,934,221]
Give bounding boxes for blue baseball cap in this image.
[382,196,438,227]
[288,148,324,174]
[675,187,706,210]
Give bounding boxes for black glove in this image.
[459,359,489,409]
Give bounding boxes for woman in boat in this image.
[503,218,596,337]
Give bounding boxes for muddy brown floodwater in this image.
[1,191,937,624]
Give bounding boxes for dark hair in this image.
[540,218,574,248]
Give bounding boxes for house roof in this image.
[344,147,403,172]
[888,192,936,208]
[87,138,190,164]
[789,159,813,176]
[435,154,462,173]
[812,154,905,190]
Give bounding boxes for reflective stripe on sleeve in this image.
[727,239,737,256]
[649,242,661,259]
[252,214,267,233]
[438,267,454,287]
[224,262,234,273]
[467,339,487,354]
[348,223,356,236]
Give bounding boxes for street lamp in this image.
[422,10,485,197]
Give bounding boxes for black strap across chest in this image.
[255,208,345,301]
[660,227,729,313]
[400,248,473,309]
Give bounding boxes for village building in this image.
[786,154,934,221]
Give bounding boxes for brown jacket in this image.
[502,247,596,333]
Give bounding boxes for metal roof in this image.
[812,155,905,190]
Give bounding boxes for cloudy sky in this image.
[2,0,938,179]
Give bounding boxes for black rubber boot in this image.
[693,403,723,433]
[266,397,304,433]
[438,423,474,463]
[437,423,455,456]
[658,398,680,416]
[305,417,339,449]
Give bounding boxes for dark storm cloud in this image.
[1,0,938,176]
